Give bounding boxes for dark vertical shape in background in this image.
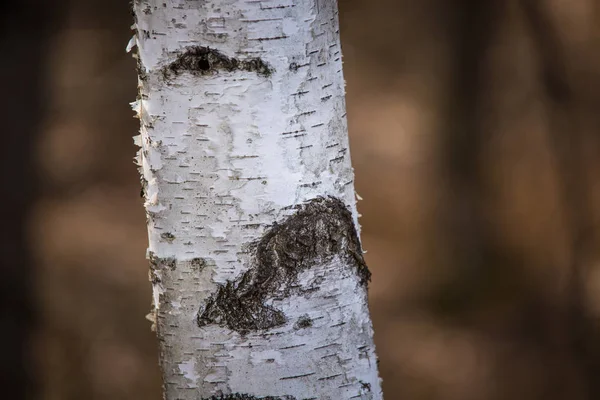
[434,0,501,313]
[0,1,61,398]
[521,1,599,398]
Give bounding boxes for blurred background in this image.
[3,0,600,399]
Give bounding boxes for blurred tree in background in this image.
[0,1,62,398]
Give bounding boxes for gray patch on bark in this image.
[294,315,313,330]
[196,197,370,334]
[148,251,176,283]
[162,46,273,78]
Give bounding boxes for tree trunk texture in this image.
[131,1,382,399]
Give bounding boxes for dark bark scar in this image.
[196,197,370,334]
[294,315,313,329]
[162,46,273,78]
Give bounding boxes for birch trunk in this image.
[131,1,382,398]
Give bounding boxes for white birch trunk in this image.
[131,1,382,399]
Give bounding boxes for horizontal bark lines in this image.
[132,0,382,398]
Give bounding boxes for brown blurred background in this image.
[3,0,600,399]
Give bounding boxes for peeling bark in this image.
[131,1,382,399]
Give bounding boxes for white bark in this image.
[131,1,382,399]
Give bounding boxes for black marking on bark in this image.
[191,257,211,272]
[163,46,273,78]
[129,0,138,21]
[161,232,175,242]
[140,176,147,199]
[202,395,296,400]
[136,55,148,82]
[196,197,369,334]
[359,381,372,392]
[130,2,149,82]
[294,315,313,330]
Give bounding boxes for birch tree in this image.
[131,1,382,398]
